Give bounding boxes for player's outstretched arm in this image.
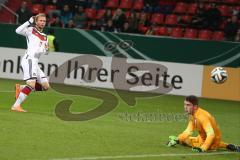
[15,17,34,36]
[198,118,215,151]
[178,119,194,143]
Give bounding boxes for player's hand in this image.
[192,147,204,152]
[28,16,35,24]
[166,135,179,147]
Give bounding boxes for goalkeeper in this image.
[167,95,239,152]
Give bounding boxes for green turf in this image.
[0,78,239,160]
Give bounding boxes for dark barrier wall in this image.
[0,23,239,67]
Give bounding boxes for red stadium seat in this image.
[165,14,178,25]
[235,6,240,11]
[133,0,144,10]
[184,28,198,39]
[212,31,224,41]
[138,24,149,34]
[45,5,56,14]
[219,20,227,30]
[111,9,116,16]
[187,3,197,14]
[105,0,119,9]
[150,13,164,25]
[159,0,176,6]
[31,4,44,14]
[181,15,192,23]
[139,12,151,22]
[125,11,131,19]
[218,5,231,17]
[225,0,238,3]
[170,27,183,38]
[119,0,132,9]
[96,9,106,20]
[156,26,168,36]
[204,4,211,11]
[198,30,212,40]
[174,2,188,14]
[85,8,97,19]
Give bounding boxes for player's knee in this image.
[42,83,50,91]
[26,80,36,89]
[43,86,49,91]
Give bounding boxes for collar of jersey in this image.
[34,26,43,33]
[193,107,201,117]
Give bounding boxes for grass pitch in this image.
[0,78,239,160]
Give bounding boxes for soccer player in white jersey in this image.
[11,13,50,112]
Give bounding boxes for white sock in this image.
[13,92,28,108]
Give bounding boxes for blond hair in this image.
[35,13,46,21]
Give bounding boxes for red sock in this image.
[35,82,43,91]
[21,86,32,95]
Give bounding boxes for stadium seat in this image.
[119,0,132,9]
[184,28,198,39]
[45,5,56,14]
[165,14,178,25]
[159,0,176,6]
[225,0,238,3]
[150,13,164,25]
[187,3,197,14]
[105,0,119,9]
[235,6,240,11]
[125,11,131,19]
[96,9,106,20]
[180,15,192,23]
[27,2,33,10]
[219,20,227,30]
[198,30,212,40]
[174,2,188,14]
[170,27,183,38]
[212,31,224,41]
[204,4,211,11]
[155,26,168,36]
[111,9,116,16]
[218,5,231,17]
[138,24,148,34]
[140,12,151,21]
[8,1,25,11]
[85,8,97,19]
[133,0,144,10]
[31,4,44,14]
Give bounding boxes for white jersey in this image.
[16,21,48,82]
[16,21,48,59]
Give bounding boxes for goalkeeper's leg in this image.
[213,141,240,152]
[180,135,203,148]
[225,143,240,152]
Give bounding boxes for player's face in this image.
[184,100,194,115]
[35,16,46,30]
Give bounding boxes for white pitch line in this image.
[50,152,237,160]
[0,91,14,93]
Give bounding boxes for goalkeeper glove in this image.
[167,135,179,147]
[192,147,204,152]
